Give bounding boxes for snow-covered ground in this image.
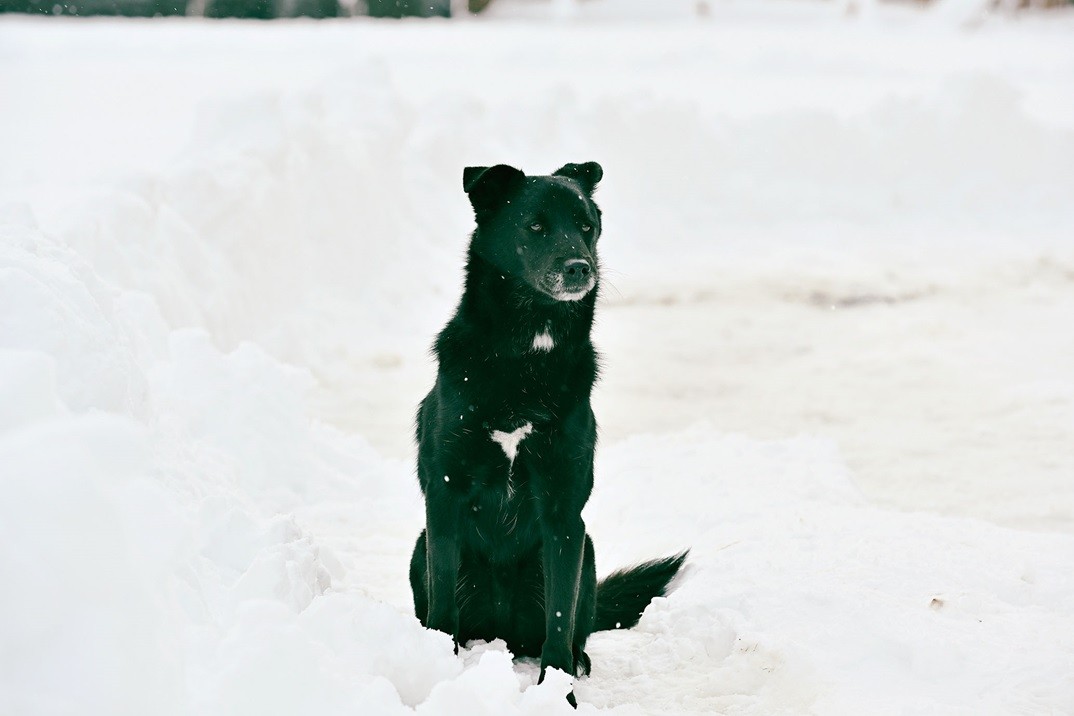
[2,2,1074,714]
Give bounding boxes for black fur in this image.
[409,162,688,705]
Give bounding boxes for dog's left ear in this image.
[553,162,603,195]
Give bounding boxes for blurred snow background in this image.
[1,1,1074,714]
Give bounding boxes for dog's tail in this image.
[593,550,689,632]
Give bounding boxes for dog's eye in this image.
[581,224,592,233]
[528,222,543,233]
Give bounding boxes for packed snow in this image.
[2,2,1074,714]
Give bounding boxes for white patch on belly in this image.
[490,422,533,466]
[531,330,554,352]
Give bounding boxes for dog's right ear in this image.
[463,164,525,217]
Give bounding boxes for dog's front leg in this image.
[424,494,462,652]
[538,507,586,684]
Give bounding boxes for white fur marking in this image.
[490,422,533,466]
[550,272,596,302]
[531,330,554,352]
[555,287,592,301]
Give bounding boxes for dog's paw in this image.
[572,646,591,677]
[539,665,579,708]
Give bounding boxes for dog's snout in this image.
[563,259,592,278]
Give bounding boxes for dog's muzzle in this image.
[551,259,596,301]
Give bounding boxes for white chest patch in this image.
[490,422,533,466]
[531,330,554,352]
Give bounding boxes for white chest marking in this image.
[491,422,534,501]
[531,330,554,352]
[490,422,533,466]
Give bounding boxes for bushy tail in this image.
[594,551,689,632]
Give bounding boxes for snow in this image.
[2,2,1074,714]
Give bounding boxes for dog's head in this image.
[463,162,603,303]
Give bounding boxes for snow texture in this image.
[2,2,1074,714]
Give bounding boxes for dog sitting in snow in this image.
[409,162,687,706]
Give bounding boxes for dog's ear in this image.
[463,164,525,217]
[553,161,603,195]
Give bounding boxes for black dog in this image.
[409,162,687,704]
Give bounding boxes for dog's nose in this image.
[563,259,592,279]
